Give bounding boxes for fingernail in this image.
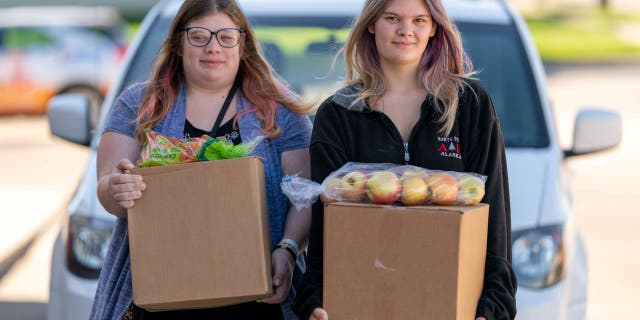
[141,183,146,190]
[274,278,281,286]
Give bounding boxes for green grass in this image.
[525,6,640,62]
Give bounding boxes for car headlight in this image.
[512,224,565,289]
[66,215,113,279]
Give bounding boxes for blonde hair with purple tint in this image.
[343,0,475,135]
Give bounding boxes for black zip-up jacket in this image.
[293,80,517,320]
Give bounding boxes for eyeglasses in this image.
[182,27,244,48]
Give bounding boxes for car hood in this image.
[505,150,550,231]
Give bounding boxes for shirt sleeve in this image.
[274,106,313,153]
[293,100,349,320]
[103,83,145,138]
[465,86,518,320]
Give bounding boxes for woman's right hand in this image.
[310,308,328,320]
[107,158,146,209]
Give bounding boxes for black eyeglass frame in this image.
[182,27,245,48]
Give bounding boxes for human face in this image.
[181,12,242,89]
[369,0,436,69]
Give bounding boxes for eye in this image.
[384,15,400,22]
[191,34,207,42]
[189,30,208,38]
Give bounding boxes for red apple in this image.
[366,171,401,205]
[321,177,349,203]
[341,170,367,202]
[425,172,459,205]
[457,173,485,205]
[400,176,429,205]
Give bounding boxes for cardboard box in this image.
[128,157,272,311]
[323,202,489,320]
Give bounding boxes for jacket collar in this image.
[331,84,371,112]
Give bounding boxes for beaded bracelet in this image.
[275,243,297,261]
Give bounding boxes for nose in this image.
[205,37,221,53]
[397,21,413,37]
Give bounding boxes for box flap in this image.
[328,202,488,214]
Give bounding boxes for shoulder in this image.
[275,103,311,127]
[458,78,498,121]
[315,94,351,121]
[274,103,312,138]
[116,81,148,109]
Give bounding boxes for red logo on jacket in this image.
[437,136,462,160]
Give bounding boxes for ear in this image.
[367,24,375,34]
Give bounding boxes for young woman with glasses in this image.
[91,1,314,319]
[293,0,517,319]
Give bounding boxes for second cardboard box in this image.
[323,202,489,320]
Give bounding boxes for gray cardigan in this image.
[89,82,312,320]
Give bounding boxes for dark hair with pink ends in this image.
[134,0,313,144]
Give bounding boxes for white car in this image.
[46,1,621,320]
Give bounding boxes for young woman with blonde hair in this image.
[92,0,313,319]
[293,0,517,319]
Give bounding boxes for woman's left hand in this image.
[260,248,295,304]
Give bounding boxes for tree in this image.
[600,0,609,10]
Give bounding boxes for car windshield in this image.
[115,10,548,148]
[458,22,548,148]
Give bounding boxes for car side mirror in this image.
[47,93,92,146]
[564,108,621,157]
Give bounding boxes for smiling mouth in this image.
[393,42,415,46]
[201,60,224,64]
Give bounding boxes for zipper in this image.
[403,142,410,163]
[369,99,429,166]
[372,110,406,163]
[373,110,422,165]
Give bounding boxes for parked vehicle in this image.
[46,1,621,319]
[0,6,127,129]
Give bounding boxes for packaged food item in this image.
[137,130,263,167]
[137,130,205,167]
[281,162,487,208]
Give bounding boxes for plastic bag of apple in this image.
[281,162,487,210]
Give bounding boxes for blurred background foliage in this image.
[525,5,640,62]
[511,0,640,62]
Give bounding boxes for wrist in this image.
[278,238,300,255]
[275,241,298,261]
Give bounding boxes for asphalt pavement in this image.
[0,115,89,291]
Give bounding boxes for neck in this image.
[380,62,422,93]
[186,78,235,98]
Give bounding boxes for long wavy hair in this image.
[343,0,475,135]
[134,0,313,143]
